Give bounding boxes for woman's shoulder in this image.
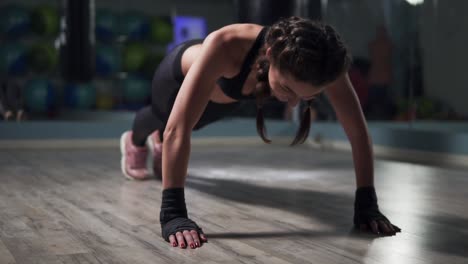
[204,24,264,71]
[212,23,264,41]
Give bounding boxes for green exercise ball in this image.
[31,5,59,36]
[150,16,173,44]
[29,42,58,73]
[123,43,149,73]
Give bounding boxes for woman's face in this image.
[268,64,324,107]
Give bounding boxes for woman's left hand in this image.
[354,206,401,235]
[354,186,401,236]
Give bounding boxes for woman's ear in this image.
[266,47,272,61]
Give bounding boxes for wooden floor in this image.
[0,144,467,264]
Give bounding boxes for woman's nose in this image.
[288,97,299,107]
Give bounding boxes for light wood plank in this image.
[1,145,468,264]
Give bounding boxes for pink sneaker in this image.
[147,130,162,179]
[120,131,150,180]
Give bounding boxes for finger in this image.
[190,230,201,247]
[392,224,402,232]
[378,220,392,234]
[200,233,208,242]
[386,222,396,233]
[176,232,186,248]
[183,230,195,249]
[169,235,177,247]
[370,221,379,234]
[359,223,368,231]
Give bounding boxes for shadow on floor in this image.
[187,174,468,258]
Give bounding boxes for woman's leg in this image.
[131,106,164,179]
[131,106,164,147]
[120,39,196,180]
[121,106,165,180]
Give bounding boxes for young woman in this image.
[120,16,401,249]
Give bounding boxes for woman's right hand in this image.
[168,229,208,248]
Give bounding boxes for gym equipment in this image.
[31,5,59,37]
[65,83,96,109]
[24,78,56,113]
[150,16,173,44]
[0,5,30,37]
[95,45,121,76]
[122,76,150,105]
[120,11,149,41]
[29,42,58,73]
[95,80,115,110]
[123,43,149,73]
[60,0,94,82]
[0,43,27,75]
[141,52,165,78]
[95,8,118,42]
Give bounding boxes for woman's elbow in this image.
[163,124,191,143]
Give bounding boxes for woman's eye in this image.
[280,85,290,93]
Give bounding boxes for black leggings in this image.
[131,39,240,146]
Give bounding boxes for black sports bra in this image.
[216,26,268,100]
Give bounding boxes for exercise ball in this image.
[95,9,118,42]
[29,42,58,73]
[31,5,59,37]
[120,12,149,41]
[0,5,30,37]
[123,43,149,73]
[416,97,436,119]
[0,43,27,75]
[150,16,173,44]
[24,78,56,113]
[141,52,164,78]
[95,45,121,76]
[94,80,115,110]
[65,83,96,109]
[122,76,150,105]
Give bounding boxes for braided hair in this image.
[254,16,351,145]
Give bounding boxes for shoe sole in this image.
[120,131,143,181]
[146,135,159,157]
[146,134,162,178]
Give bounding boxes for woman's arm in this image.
[325,73,400,235]
[162,31,232,189]
[324,73,374,188]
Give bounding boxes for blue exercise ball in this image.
[0,43,27,75]
[0,5,30,37]
[120,12,149,41]
[122,76,150,105]
[95,45,121,76]
[24,79,55,113]
[65,83,96,110]
[95,9,118,42]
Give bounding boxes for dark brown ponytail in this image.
[254,56,272,144]
[290,100,313,146]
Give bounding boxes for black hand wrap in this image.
[160,188,203,242]
[353,186,390,228]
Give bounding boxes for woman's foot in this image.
[16,109,26,122]
[120,131,150,180]
[147,130,162,179]
[3,110,13,121]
